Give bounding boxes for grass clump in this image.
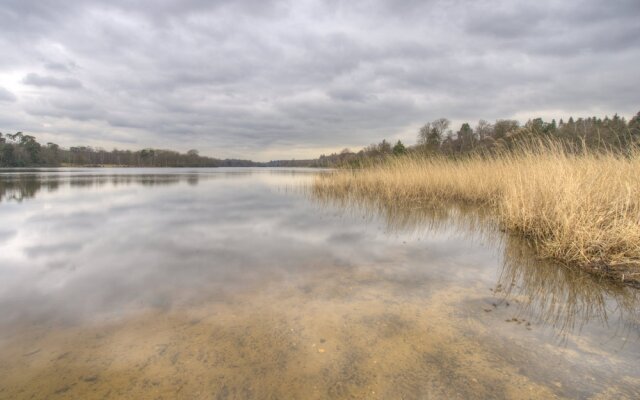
[313,142,640,285]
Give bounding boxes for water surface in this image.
[0,168,638,399]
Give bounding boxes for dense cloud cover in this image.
[0,0,638,160]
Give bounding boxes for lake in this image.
[0,168,638,399]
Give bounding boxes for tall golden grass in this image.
[312,142,640,284]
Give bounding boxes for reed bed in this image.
[313,143,640,285]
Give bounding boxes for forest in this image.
[0,132,258,167]
[315,112,640,167]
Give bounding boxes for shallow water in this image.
[0,168,638,399]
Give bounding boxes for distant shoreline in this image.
[0,164,324,169]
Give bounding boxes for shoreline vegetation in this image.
[313,112,640,288]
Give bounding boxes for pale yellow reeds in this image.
[313,143,640,278]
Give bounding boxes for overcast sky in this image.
[0,0,639,161]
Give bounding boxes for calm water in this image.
[0,168,638,399]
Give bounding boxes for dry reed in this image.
[313,142,640,285]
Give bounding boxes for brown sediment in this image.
[1,261,638,399]
[579,262,640,289]
[0,270,587,400]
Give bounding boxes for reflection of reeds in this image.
[312,143,640,286]
[311,191,640,337]
[316,196,499,244]
[499,234,639,336]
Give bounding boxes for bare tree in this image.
[475,120,493,141]
[417,123,432,145]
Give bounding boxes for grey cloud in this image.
[0,87,17,102]
[25,97,103,121]
[327,87,374,103]
[464,4,547,38]
[44,61,78,72]
[22,73,83,89]
[0,0,639,160]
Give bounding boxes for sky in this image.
[0,0,639,161]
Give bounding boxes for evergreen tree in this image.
[392,140,407,155]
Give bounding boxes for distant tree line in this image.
[314,111,640,167]
[3,111,639,168]
[0,132,258,167]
